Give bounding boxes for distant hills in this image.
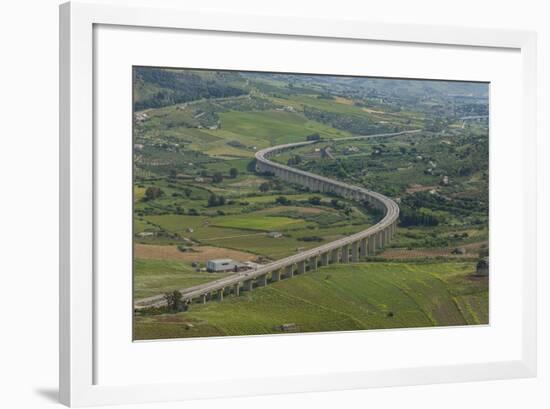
[134,67,488,111]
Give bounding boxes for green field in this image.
[134,259,233,299]
[134,261,488,339]
[218,110,350,146]
[210,215,310,231]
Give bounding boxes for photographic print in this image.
[132,67,489,340]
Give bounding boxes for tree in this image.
[212,172,224,183]
[308,196,322,206]
[207,194,218,207]
[168,169,178,180]
[144,186,164,201]
[229,168,239,178]
[306,133,321,141]
[343,206,353,217]
[164,290,186,312]
[259,182,270,193]
[275,196,290,205]
[183,188,192,198]
[207,194,226,207]
[287,155,303,166]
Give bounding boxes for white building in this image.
[206,259,239,272]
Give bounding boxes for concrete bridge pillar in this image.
[368,235,376,254]
[309,256,318,271]
[360,238,368,259]
[342,245,350,263]
[331,249,339,263]
[320,252,329,266]
[272,270,281,282]
[298,260,306,274]
[200,294,207,304]
[233,283,240,296]
[258,274,268,287]
[244,279,253,291]
[351,241,359,262]
[218,288,224,301]
[377,231,383,249]
[285,264,294,278]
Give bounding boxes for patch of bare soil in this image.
[334,96,354,105]
[405,184,439,194]
[134,244,257,263]
[362,107,387,114]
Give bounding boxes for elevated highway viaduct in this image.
[135,136,401,309]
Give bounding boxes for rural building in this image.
[268,231,283,238]
[206,258,239,272]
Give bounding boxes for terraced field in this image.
[134,261,488,340]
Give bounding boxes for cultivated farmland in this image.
[133,67,489,339]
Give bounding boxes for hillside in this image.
[134,261,488,340]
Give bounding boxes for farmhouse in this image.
[268,231,283,238]
[206,258,239,273]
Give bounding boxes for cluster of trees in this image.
[207,194,226,207]
[297,236,324,242]
[143,186,164,201]
[398,192,449,227]
[308,196,322,205]
[399,206,442,227]
[134,68,245,110]
[163,290,187,313]
[275,196,291,205]
[306,133,321,141]
[454,102,488,117]
[423,117,450,132]
[287,155,303,166]
[197,167,238,183]
[259,179,283,193]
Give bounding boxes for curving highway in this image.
[134,132,406,309]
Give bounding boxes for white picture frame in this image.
[59,1,538,406]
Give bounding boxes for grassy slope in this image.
[134,261,488,340]
[134,259,234,299]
